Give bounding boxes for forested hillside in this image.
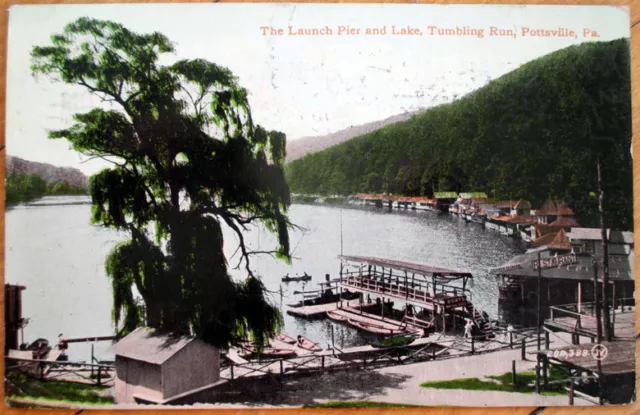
[286,39,632,230]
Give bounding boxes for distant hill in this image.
[286,39,633,230]
[285,109,426,162]
[6,155,89,189]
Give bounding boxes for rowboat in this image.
[347,319,424,337]
[326,310,349,322]
[276,333,296,344]
[296,336,322,352]
[282,273,312,282]
[240,344,297,359]
[347,319,404,336]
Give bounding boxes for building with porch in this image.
[489,229,634,327]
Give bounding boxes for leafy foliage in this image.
[31,18,291,347]
[286,39,632,230]
[5,173,86,203]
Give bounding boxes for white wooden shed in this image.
[109,327,221,404]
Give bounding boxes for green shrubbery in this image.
[6,173,87,204]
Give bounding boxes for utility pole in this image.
[593,259,604,404]
[340,208,344,256]
[597,156,612,341]
[535,251,542,394]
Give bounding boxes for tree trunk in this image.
[597,156,612,341]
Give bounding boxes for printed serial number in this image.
[546,349,590,358]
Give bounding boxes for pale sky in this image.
[6,4,630,175]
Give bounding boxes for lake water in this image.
[5,196,523,361]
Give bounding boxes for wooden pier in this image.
[337,256,494,338]
[326,307,425,336]
[286,299,361,318]
[545,304,635,341]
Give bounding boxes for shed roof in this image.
[567,228,634,244]
[108,327,196,365]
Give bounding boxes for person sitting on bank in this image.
[297,335,304,346]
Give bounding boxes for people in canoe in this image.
[295,335,322,352]
[282,272,312,282]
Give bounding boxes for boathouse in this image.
[110,327,221,404]
[490,229,634,326]
[433,192,458,212]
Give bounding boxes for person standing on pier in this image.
[464,319,474,339]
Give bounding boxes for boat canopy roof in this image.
[338,255,473,279]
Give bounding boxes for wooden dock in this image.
[544,307,635,340]
[327,307,423,336]
[286,299,361,318]
[542,340,635,376]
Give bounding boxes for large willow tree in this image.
[31,18,291,348]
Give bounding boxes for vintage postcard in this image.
[3,2,635,409]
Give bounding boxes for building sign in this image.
[444,296,468,307]
[532,253,578,271]
[491,263,523,273]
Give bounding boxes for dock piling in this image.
[545,331,550,349]
[569,379,575,405]
[91,344,95,378]
[535,356,541,394]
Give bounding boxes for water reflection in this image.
[6,197,524,360]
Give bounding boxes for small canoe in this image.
[347,319,402,336]
[296,336,322,352]
[282,275,312,282]
[276,333,296,344]
[241,344,297,359]
[326,310,349,322]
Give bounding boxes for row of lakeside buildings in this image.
[351,192,625,248]
[349,191,635,321]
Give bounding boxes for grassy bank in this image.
[421,367,567,396]
[5,371,114,405]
